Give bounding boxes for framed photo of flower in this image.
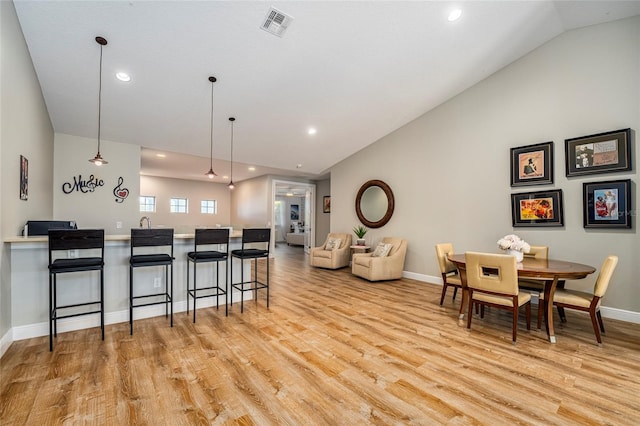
[583,179,632,229]
[511,189,564,227]
[510,141,553,187]
[565,128,632,177]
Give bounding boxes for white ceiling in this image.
[14,1,640,184]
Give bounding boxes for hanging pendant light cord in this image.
[230,119,234,179]
[97,42,103,155]
[209,81,214,170]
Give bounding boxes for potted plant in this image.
[353,225,368,246]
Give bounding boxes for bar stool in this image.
[230,228,271,313]
[48,229,105,351]
[129,228,174,334]
[186,228,229,322]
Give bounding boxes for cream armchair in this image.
[309,233,352,269]
[352,237,407,281]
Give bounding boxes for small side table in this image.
[350,245,371,253]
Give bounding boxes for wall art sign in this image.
[583,179,632,229]
[290,204,300,220]
[510,141,554,186]
[20,155,28,200]
[511,189,564,227]
[62,174,105,194]
[323,196,331,213]
[113,177,129,203]
[565,128,632,177]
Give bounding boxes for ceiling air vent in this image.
[260,7,293,37]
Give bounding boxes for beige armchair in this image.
[309,233,352,269]
[352,237,407,281]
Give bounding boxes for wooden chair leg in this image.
[596,310,605,333]
[525,302,531,331]
[590,308,603,344]
[512,305,518,344]
[439,283,448,305]
[466,297,474,329]
[558,306,567,323]
[537,299,544,329]
[452,287,458,301]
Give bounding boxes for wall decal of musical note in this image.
[113,176,129,203]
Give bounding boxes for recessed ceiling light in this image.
[248,166,256,171]
[222,175,229,179]
[286,192,294,197]
[156,153,166,158]
[448,9,462,22]
[115,72,131,82]
[296,164,303,168]
[308,128,317,135]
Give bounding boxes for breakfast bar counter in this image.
[5,230,251,341]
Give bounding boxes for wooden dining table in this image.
[447,253,596,343]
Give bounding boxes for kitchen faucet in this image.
[140,216,151,229]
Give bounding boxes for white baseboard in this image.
[0,328,13,358]
[9,294,245,343]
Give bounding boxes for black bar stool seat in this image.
[129,228,174,334]
[187,228,229,322]
[230,228,271,313]
[48,228,105,351]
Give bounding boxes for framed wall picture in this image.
[20,155,28,201]
[290,204,299,220]
[510,141,553,186]
[511,189,564,227]
[323,196,331,213]
[565,128,632,177]
[583,179,632,229]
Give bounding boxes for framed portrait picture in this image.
[583,179,632,229]
[290,204,299,220]
[511,189,564,227]
[565,128,632,177]
[20,155,28,201]
[323,196,331,213]
[510,141,553,186]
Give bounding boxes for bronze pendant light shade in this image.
[89,36,108,165]
[205,76,218,178]
[228,117,235,189]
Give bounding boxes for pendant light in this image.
[205,76,218,178]
[89,36,108,165]
[228,117,235,189]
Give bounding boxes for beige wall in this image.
[53,133,140,235]
[140,175,231,232]
[315,178,331,245]
[1,0,55,342]
[332,17,639,316]
[231,175,270,228]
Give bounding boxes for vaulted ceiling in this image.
[14,1,640,183]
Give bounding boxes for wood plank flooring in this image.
[2,244,640,425]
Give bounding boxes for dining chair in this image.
[186,228,229,322]
[465,252,531,344]
[48,229,105,351]
[517,245,548,292]
[129,228,175,334]
[230,228,271,313]
[537,255,618,344]
[435,243,463,305]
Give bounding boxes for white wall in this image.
[1,0,54,344]
[53,133,140,235]
[332,17,639,315]
[140,175,231,232]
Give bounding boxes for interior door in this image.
[304,189,313,254]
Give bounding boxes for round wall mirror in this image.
[355,180,395,228]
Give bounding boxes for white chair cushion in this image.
[325,238,342,250]
[473,291,531,307]
[372,242,392,257]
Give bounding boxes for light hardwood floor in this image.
[2,245,639,425]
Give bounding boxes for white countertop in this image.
[5,229,244,244]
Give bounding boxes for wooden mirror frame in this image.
[355,179,395,228]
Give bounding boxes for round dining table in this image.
[447,253,596,343]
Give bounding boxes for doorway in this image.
[272,180,316,256]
